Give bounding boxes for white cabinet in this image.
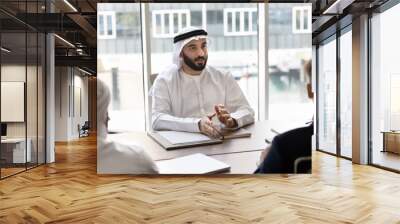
[1,138,32,163]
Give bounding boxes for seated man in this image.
[255,60,313,174]
[151,27,255,138]
[97,80,158,174]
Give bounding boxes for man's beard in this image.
[182,52,208,71]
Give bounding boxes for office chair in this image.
[294,156,311,173]
[79,121,90,138]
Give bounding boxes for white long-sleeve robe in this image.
[151,65,255,132]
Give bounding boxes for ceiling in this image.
[311,0,390,44]
[0,0,103,74]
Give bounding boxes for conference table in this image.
[108,120,306,174]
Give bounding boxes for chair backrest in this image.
[148,73,159,132]
[294,156,311,174]
[82,121,90,129]
[150,73,158,87]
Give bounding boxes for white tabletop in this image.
[106,120,307,173]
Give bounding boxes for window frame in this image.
[223,8,257,36]
[292,6,311,34]
[369,1,400,172]
[98,11,117,39]
[315,23,355,161]
[152,9,191,38]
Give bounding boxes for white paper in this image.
[158,131,212,145]
[270,121,310,134]
[156,153,230,174]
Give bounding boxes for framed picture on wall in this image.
[1,81,25,122]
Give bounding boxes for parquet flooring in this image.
[1,167,26,177]
[0,134,400,223]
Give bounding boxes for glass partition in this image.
[339,27,352,158]
[27,30,38,169]
[371,4,400,171]
[317,36,337,155]
[0,1,46,179]
[37,32,46,165]
[1,30,28,177]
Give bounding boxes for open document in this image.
[156,153,230,174]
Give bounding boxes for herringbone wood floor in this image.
[1,134,400,223]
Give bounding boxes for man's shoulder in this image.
[157,65,180,81]
[205,66,232,79]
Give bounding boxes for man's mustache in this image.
[195,57,206,61]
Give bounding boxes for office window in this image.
[292,6,311,34]
[317,36,337,154]
[98,3,312,133]
[268,4,313,122]
[223,8,257,36]
[152,10,191,38]
[339,28,352,158]
[116,12,141,38]
[390,75,400,129]
[0,0,47,179]
[97,4,145,132]
[207,10,223,25]
[98,11,116,39]
[150,3,259,119]
[371,3,400,171]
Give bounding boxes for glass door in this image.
[317,35,337,155]
[339,27,352,159]
[370,3,400,171]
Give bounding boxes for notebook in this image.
[148,128,251,150]
[220,128,251,140]
[148,131,223,150]
[156,153,230,174]
[158,131,213,145]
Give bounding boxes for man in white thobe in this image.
[151,26,255,138]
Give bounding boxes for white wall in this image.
[55,67,89,141]
[55,66,68,141]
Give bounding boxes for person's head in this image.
[181,38,208,72]
[172,27,209,74]
[304,60,313,99]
